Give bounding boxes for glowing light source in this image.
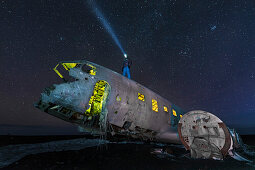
[87,0,126,55]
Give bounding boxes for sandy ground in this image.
[0,135,254,170]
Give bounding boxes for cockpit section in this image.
[34,61,111,135]
[53,61,97,82]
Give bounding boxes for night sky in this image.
[1,0,255,135]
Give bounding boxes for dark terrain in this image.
[0,135,254,170]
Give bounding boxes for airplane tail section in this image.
[178,110,254,163]
[178,110,230,160]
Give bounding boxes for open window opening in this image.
[53,62,81,82]
[164,106,168,112]
[85,80,110,117]
[138,92,145,101]
[152,99,158,112]
[81,64,96,75]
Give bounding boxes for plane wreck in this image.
[35,60,254,162]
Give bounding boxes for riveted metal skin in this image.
[178,110,232,159]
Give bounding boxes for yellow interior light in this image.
[62,64,68,70]
[138,93,145,101]
[116,95,122,102]
[85,80,110,117]
[173,109,177,116]
[53,64,64,79]
[62,63,77,70]
[180,114,183,118]
[89,69,96,75]
[53,62,80,79]
[152,99,158,112]
[87,64,97,75]
[164,106,168,112]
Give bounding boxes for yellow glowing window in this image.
[152,99,158,112]
[53,62,80,79]
[62,63,78,71]
[173,109,177,116]
[81,64,96,76]
[85,80,110,117]
[163,106,168,112]
[138,93,145,101]
[87,64,96,75]
[180,114,183,118]
[116,95,121,102]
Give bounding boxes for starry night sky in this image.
[1,0,255,135]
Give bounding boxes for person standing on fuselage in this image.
[122,54,132,79]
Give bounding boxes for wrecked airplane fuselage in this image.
[36,60,183,143]
[35,60,251,161]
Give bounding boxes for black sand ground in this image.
[1,135,254,170]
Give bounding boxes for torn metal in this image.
[35,60,254,163]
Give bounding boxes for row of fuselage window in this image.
[137,93,182,119]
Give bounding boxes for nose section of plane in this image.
[35,77,111,135]
[35,80,94,122]
[43,85,56,96]
[50,81,92,106]
[34,61,112,135]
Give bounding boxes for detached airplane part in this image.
[35,60,254,162]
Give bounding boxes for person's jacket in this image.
[122,58,132,71]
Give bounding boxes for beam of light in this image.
[87,0,126,55]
